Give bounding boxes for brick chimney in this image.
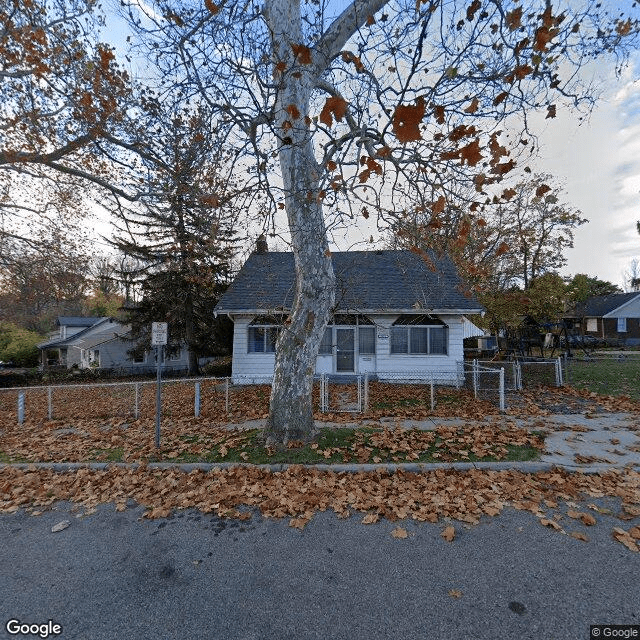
[256,234,268,254]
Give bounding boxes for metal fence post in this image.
[472,359,478,398]
[556,357,563,386]
[563,353,569,385]
[47,386,53,420]
[363,373,369,412]
[134,383,140,419]
[194,381,201,418]
[499,367,505,413]
[430,378,435,411]
[17,392,25,424]
[225,377,229,413]
[357,376,362,412]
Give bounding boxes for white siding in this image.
[232,317,277,383]
[230,313,465,383]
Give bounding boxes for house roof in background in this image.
[38,318,121,349]
[215,250,482,315]
[56,316,105,327]
[568,293,640,318]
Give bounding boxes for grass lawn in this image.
[567,358,640,401]
[145,425,544,465]
[0,425,544,466]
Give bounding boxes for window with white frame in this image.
[390,315,448,355]
[586,318,598,332]
[248,315,285,353]
[617,317,627,332]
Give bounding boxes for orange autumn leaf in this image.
[493,91,508,106]
[496,241,510,256]
[205,0,220,14]
[286,104,301,120]
[441,525,455,542]
[433,104,445,124]
[464,98,479,113]
[431,196,446,213]
[459,139,483,166]
[505,6,522,30]
[392,526,408,539]
[291,43,312,64]
[392,98,426,142]
[535,184,552,197]
[319,96,348,127]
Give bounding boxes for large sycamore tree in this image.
[128,0,639,441]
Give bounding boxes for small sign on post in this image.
[151,322,168,448]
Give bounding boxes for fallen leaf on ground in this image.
[441,525,455,542]
[448,589,462,598]
[570,531,589,542]
[392,526,408,539]
[362,513,379,524]
[612,528,639,552]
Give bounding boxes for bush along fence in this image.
[0,359,567,424]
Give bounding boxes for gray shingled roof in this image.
[57,316,104,327]
[215,250,482,314]
[568,292,640,318]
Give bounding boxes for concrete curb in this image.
[1,461,637,474]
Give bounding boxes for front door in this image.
[336,328,355,372]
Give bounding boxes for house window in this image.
[89,349,100,367]
[390,316,448,355]
[319,327,332,355]
[359,327,376,355]
[166,346,182,361]
[617,317,627,333]
[586,318,598,332]
[248,327,280,353]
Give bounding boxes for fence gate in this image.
[320,374,362,413]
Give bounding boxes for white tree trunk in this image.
[264,0,335,443]
[263,0,390,443]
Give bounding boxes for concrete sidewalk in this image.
[5,412,636,475]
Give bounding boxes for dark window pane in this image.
[319,327,332,355]
[266,327,280,353]
[410,327,429,354]
[248,327,265,352]
[390,327,408,354]
[359,327,375,355]
[430,327,447,354]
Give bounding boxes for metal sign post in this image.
[151,322,168,448]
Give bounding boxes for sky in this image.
[97,0,640,290]
[527,55,640,290]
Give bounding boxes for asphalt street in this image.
[1,498,638,640]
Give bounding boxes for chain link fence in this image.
[0,357,571,425]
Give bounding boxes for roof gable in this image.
[573,293,640,318]
[215,250,482,314]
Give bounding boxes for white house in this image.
[214,247,483,383]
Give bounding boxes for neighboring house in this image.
[38,317,192,372]
[565,292,640,346]
[214,246,483,383]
